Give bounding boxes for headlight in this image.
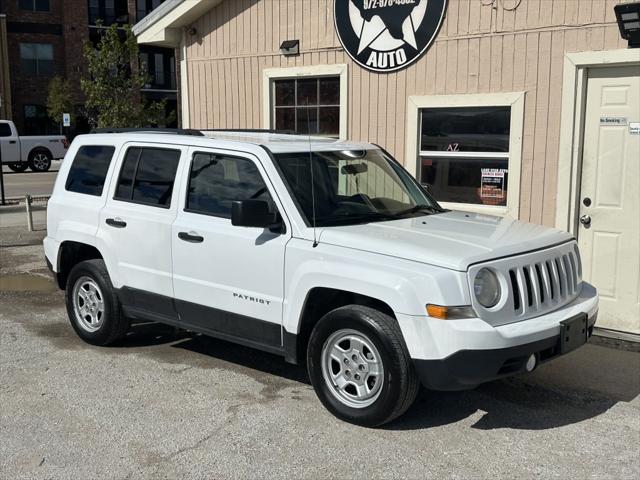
[474,268,501,308]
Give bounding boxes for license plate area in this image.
[560,314,588,354]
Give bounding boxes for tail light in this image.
[62,137,69,149]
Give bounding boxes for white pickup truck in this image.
[44,129,598,427]
[0,120,68,172]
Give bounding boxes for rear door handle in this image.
[106,218,127,228]
[178,231,204,243]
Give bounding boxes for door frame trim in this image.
[555,49,640,236]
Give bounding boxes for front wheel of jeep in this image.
[307,305,419,427]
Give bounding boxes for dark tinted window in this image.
[420,107,511,152]
[19,0,49,11]
[114,148,139,201]
[186,153,271,218]
[19,43,53,75]
[65,145,116,196]
[0,123,11,137]
[115,147,180,207]
[419,157,509,206]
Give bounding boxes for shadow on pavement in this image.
[389,342,640,431]
[118,322,639,431]
[119,321,310,385]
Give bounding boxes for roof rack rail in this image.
[91,128,205,136]
[202,128,296,135]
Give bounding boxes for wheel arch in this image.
[28,146,53,160]
[284,286,398,365]
[56,240,105,289]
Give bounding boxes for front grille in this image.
[507,250,581,316]
[468,241,582,326]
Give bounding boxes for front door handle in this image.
[106,217,127,228]
[9,140,16,144]
[579,214,591,227]
[178,231,204,243]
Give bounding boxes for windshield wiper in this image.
[391,204,443,217]
[316,211,399,225]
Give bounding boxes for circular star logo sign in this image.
[335,0,448,73]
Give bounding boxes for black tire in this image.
[65,259,130,346]
[307,305,419,427]
[28,149,52,172]
[7,163,28,172]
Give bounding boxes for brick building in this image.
[0,13,11,119]
[0,0,88,134]
[0,0,177,135]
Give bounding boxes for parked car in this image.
[43,130,599,427]
[0,120,68,172]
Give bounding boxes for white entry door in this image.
[578,65,640,334]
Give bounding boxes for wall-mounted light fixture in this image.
[187,26,197,36]
[615,2,640,48]
[280,40,299,56]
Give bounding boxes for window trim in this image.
[183,150,276,220]
[272,77,341,137]
[405,92,525,218]
[262,64,348,140]
[113,145,182,209]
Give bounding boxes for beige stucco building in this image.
[134,0,640,334]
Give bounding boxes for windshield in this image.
[272,149,443,227]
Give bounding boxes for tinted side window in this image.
[65,145,116,196]
[0,123,12,137]
[115,147,180,208]
[186,153,272,218]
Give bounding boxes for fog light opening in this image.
[525,354,537,372]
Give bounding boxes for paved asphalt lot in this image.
[1,239,639,479]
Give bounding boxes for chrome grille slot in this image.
[545,261,555,300]
[509,270,520,311]
[555,257,565,297]
[469,242,582,326]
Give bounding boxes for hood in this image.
[317,211,573,271]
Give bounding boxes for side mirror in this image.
[231,200,281,230]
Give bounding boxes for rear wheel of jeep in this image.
[65,259,129,346]
[307,305,419,427]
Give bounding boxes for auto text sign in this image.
[63,113,71,127]
[334,0,448,73]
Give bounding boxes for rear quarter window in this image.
[65,145,116,196]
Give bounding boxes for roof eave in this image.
[132,0,222,48]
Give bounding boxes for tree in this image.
[81,23,174,128]
[46,76,74,132]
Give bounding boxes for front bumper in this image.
[395,282,599,390]
[414,311,597,391]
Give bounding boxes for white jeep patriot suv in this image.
[44,129,599,426]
